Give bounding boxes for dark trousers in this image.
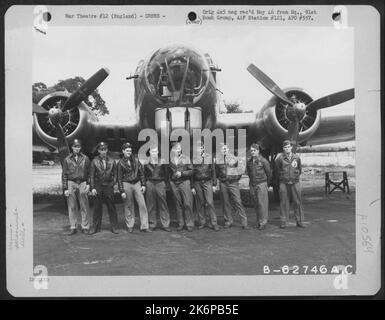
[93,184,118,231]
[146,181,170,228]
[219,180,248,227]
[170,180,194,227]
[194,180,218,226]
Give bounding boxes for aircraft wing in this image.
[242,63,355,151]
[87,118,140,154]
[32,68,142,161]
[33,92,140,158]
[215,112,263,148]
[215,112,355,150]
[305,114,355,146]
[216,112,258,130]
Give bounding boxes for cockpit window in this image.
[145,46,210,104]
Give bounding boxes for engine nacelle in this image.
[259,88,321,144]
[33,92,95,149]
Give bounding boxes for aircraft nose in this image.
[145,45,210,105]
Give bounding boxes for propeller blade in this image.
[62,68,110,111]
[306,88,355,113]
[247,64,293,106]
[53,122,70,166]
[287,116,300,153]
[33,103,48,114]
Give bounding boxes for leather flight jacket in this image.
[192,155,217,186]
[62,152,90,191]
[216,154,245,183]
[90,155,117,190]
[275,153,302,184]
[246,156,272,186]
[169,154,193,184]
[117,156,146,193]
[144,159,169,182]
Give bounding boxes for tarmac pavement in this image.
[33,190,355,276]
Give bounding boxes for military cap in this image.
[72,139,82,147]
[282,140,293,147]
[121,142,133,150]
[97,141,108,150]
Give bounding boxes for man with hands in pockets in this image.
[117,142,151,233]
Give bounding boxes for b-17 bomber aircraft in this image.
[32,44,355,176]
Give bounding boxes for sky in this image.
[33,25,354,123]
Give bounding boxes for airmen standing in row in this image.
[275,140,305,228]
[62,139,91,235]
[144,145,171,232]
[89,142,119,234]
[169,142,194,232]
[216,144,250,229]
[61,139,305,235]
[191,141,220,231]
[246,143,272,230]
[118,142,152,233]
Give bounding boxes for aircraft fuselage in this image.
[132,45,219,133]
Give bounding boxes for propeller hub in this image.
[287,102,306,121]
[295,102,306,118]
[48,108,63,125]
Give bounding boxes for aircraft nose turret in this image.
[144,45,210,106]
